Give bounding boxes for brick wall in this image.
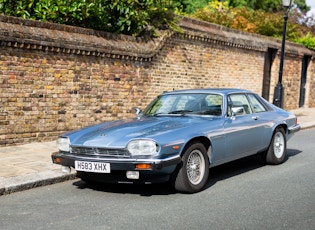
[148,36,265,98]
[309,60,315,107]
[0,15,314,146]
[0,48,151,145]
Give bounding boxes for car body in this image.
[52,88,300,193]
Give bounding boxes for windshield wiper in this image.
[168,110,193,115]
[146,110,193,117]
[153,113,166,116]
[144,113,167,117]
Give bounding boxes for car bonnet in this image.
[67,116,212,148]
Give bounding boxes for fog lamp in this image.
[126,171,140,179]
[61,166,71,173]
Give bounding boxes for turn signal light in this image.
[136,164,152,170]
[55,158,61,164]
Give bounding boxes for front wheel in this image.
[265,127,287,164]
[172,142,209,193]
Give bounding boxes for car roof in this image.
[162,88,252,95]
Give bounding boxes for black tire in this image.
[266,127,287,164]
[173,142,209,193]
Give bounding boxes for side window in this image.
[247,94,267,113]
[228,94,253,116]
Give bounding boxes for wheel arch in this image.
[274,123,288,137]
[181,136,212,159]
[266,123,287,145]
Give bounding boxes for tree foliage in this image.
[174,0,310,13]
[173,0,208,14]
[193,0,314,49]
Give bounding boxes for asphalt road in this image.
[0,129,314,230]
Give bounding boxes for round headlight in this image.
[127,140,159,156]
[57,137,70,152]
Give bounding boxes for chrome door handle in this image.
[252,116,259,120]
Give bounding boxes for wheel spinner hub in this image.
[274,132,284,158]
[186,150,205,185]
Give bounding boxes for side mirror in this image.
[231,106,244,116]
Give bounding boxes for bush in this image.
[192,0,314,49]
[0,0,178,36]
[295,33,315,50]
[193,0,233,28]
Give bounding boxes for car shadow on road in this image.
[73,179,177,196]
[286,148,302,158]
[72,148,302,196]
[204,148,302,190]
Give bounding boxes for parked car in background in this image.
[52,88,300,193]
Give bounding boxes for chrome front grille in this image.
[70,146,130,158]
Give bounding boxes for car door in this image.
[223,93,265,161]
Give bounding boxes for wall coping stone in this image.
[178,16,314,57]
[0,14,313,61]
[0,14,169,61]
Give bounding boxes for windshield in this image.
[143,93,223,116]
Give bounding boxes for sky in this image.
[306,0,315,15]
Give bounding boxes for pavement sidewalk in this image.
[0,142,76,195]
[1,108,314,195]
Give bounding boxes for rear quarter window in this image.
[247,94,267,113]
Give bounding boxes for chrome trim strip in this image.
[288,124,301,134]
[60,152,181,164]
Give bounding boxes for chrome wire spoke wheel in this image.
[273,131,285,158]
[186,149,205,185]
[173,142,209,193]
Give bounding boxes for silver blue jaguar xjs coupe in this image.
[52,88,300,193]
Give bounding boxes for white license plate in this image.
[75,161,110,173]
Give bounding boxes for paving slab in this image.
[0,141,76,195]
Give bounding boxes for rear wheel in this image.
[266,127,287,164]
[173,142,209,193]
